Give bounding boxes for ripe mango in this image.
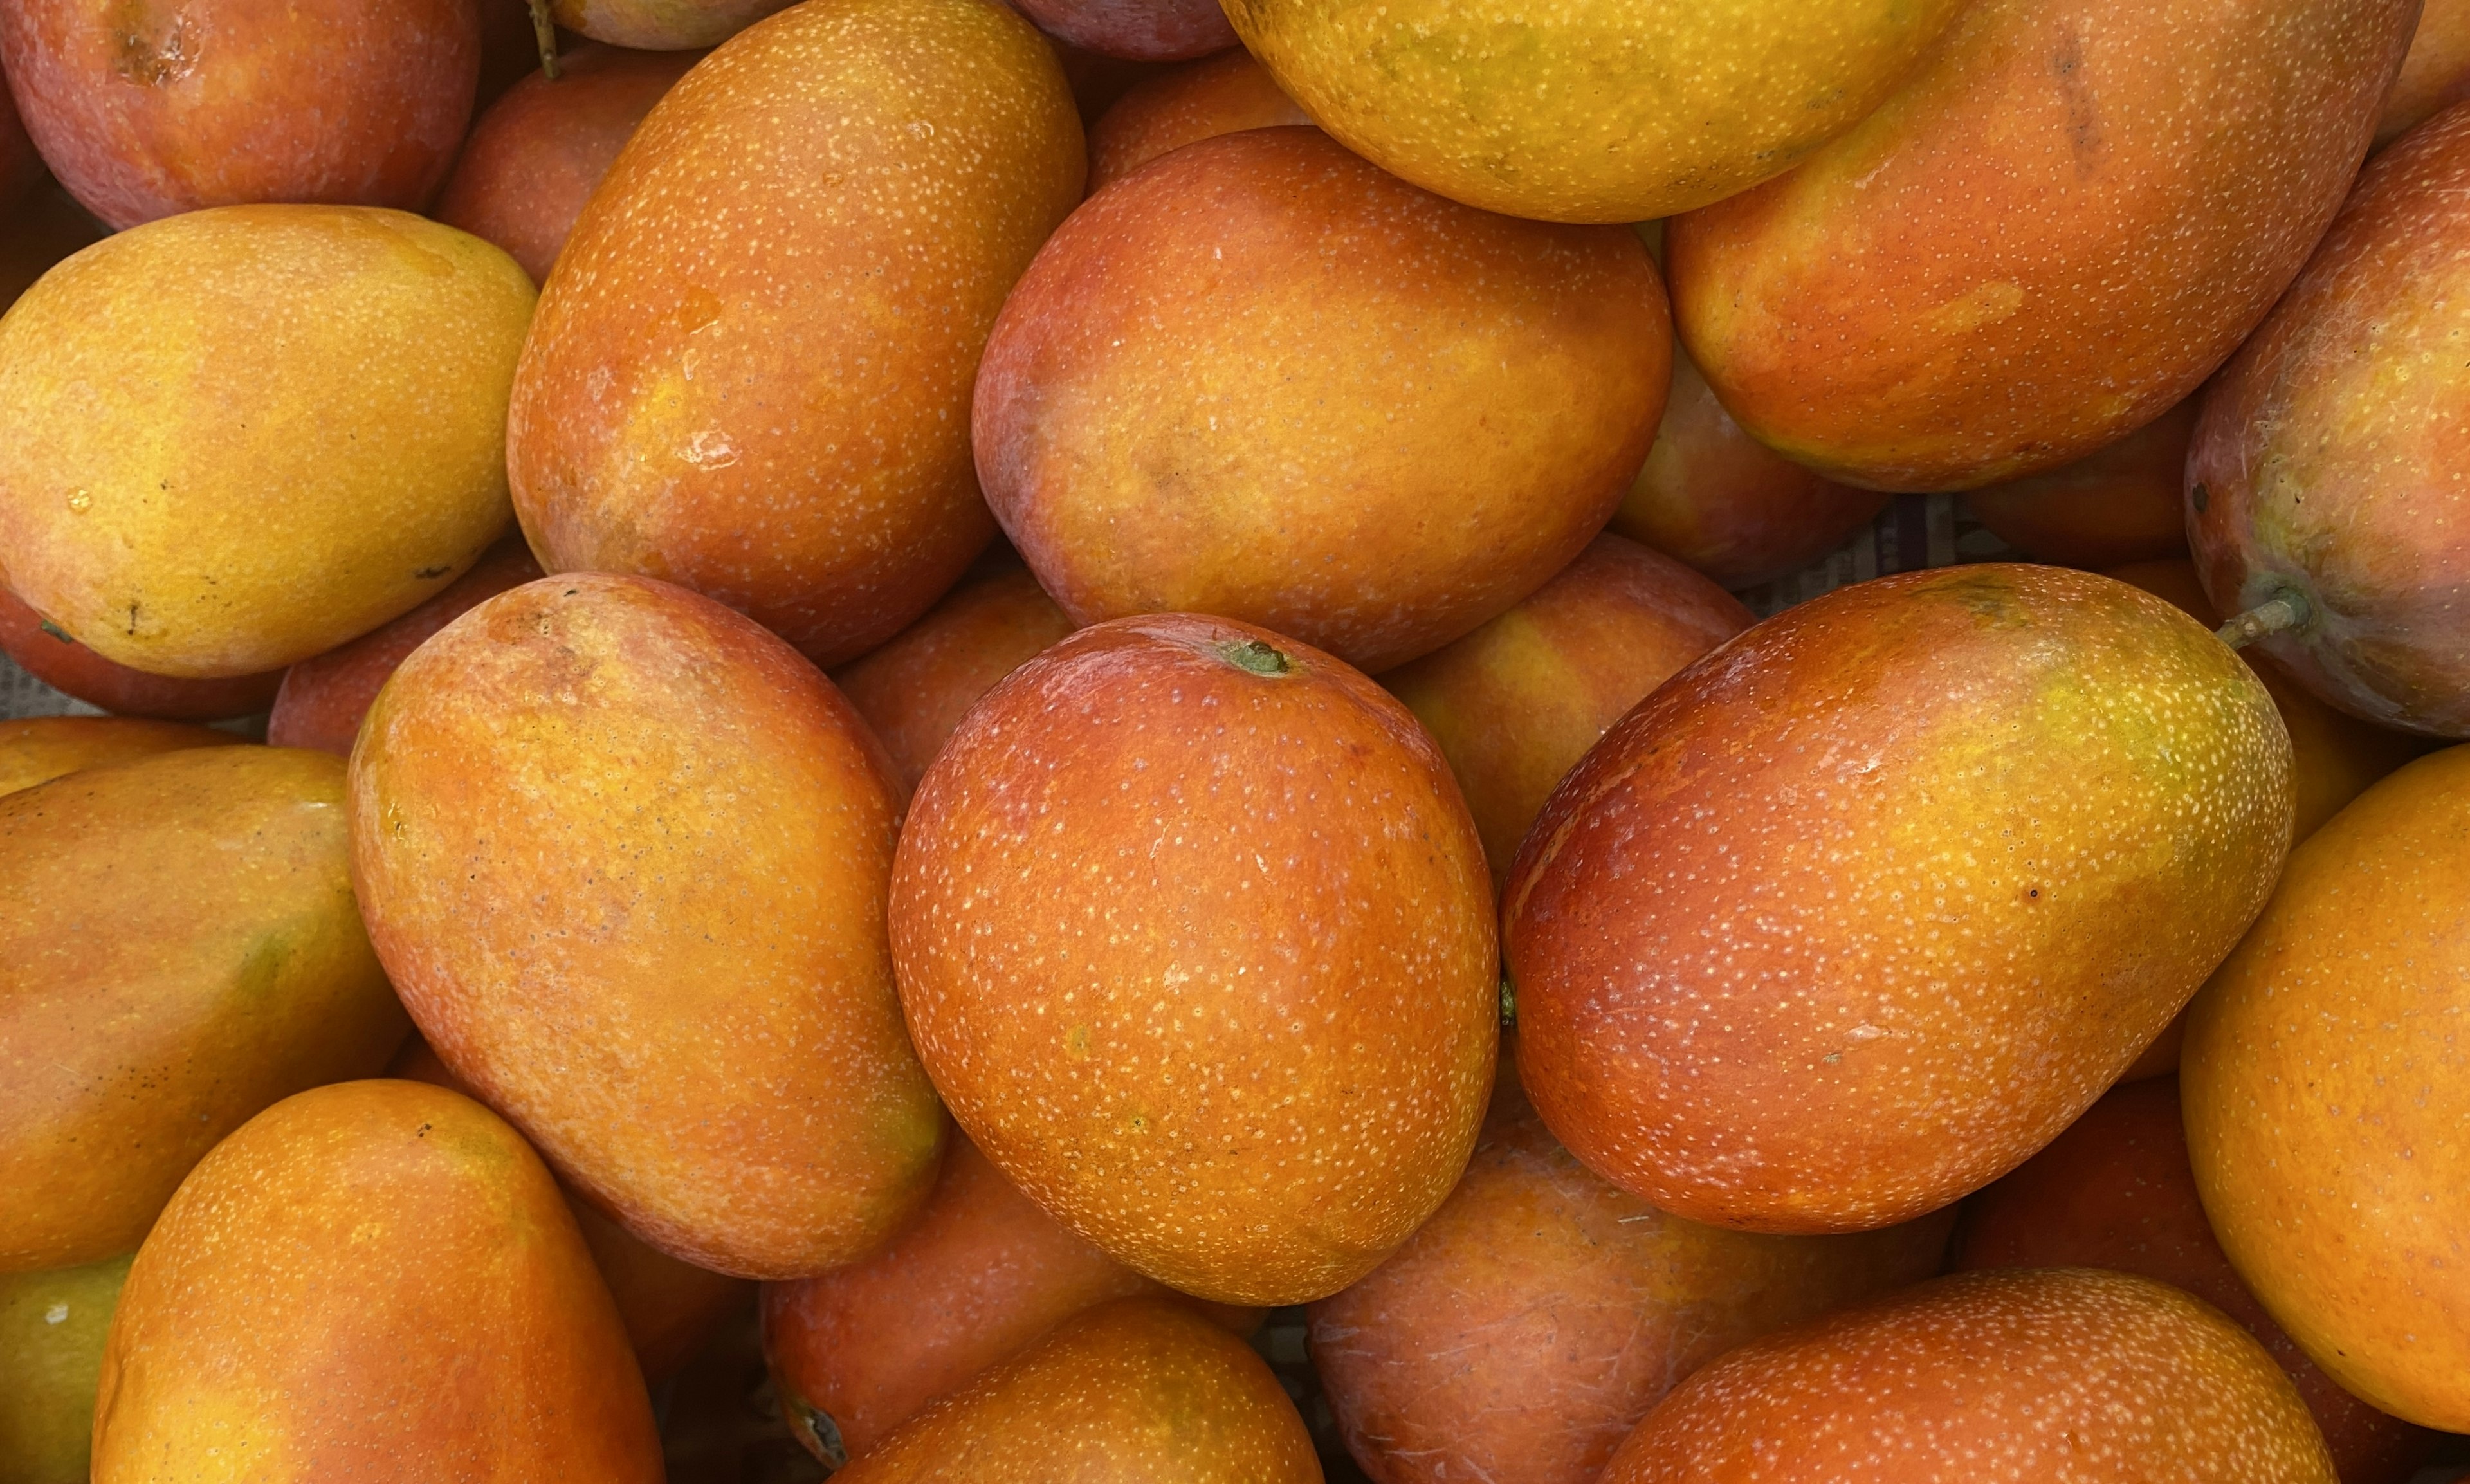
[0,205,534,677]
[1506,565,2292,1233]
[0,716,236,798]
[0,585,281,720]
[91,1079,663,1480]
[1962,398,2197,569]
[0,1254,131,1484]
[0,746,410,1272]
[1086,50,1311,191]
[556,0,792,48]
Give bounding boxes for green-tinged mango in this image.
[0,746,410,1272]
[0,1253,131,1484]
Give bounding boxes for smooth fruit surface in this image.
[1962,398,2198,568]
[1012,0,1235,60]
[1506,565,2293,1233]
[0,715,237,798]
[0,205,534,677]
[831,563,1074,794]
[2379,0,2470,147]
[0,746,408,1272]
[1670,0,2415,491]
[0,1253,131,1484]
[892,614,1497,1305]
[554,0,795,48]
[351,573,944,1279]
[0,586,281,720]
[2183,745,2470,1431]
[1086,50,1312,190]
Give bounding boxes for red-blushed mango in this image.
[2184,746,2470,1431]
[764,1131,1260,1465]
[387,1035,749,1384]
[832,562,1074,794]
[1012,0,1232,60]
[1225,0,1964,223]
[1086,48,1312,190]
[1956,1079,2435,1484]
[1669,0,2415,493]
[1962,397,2199,569]
[434,43,702,284]
[2379,0,2470,147]
[0,587,281,720]
[0,205,534,677]
[1505,565,2293,1234]
[1309,1059,1952,1484]
[976,127,1669,673]
[1600,1269,2337,1481]
[0,0,477,230]
[2191,103,2470,738]
[267,540,544,756]
[0,747,410,1272]
[0,1253,130,1484]
[891,614,1498,1305]
[555,0,793,48]
[833,1299,1319,1483]
[0,715,237,797]
[508,0,1084,667]
[1382,534,1750,886]
[1611,342,1886,589]
[0,69,39,209]
[349,573,943,1279]
[91,1080,663,1480]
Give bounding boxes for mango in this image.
[349,573,943,1279]
[0,0,477,230]
[2379,0,2470,147]
[1669,0,2415,491]
[1382,534,1751,886]
[1310,1059,1951,1484]
[266,540,544,756]
[891,614,1497,1305]
[1223,0,1964,223]
[1611,342,1886,588]
[1962,398,2197,568]
[1506,565,2292,1234]
[1957,1078,2434,1484]
[765,1131,1259,1464]
[0,716,237,798]
[976,126,1670,673]
[1014,0,1233,60]
[555,0,792,48]
[0,205,535,677]
[832,561,1074,794]
[1086,49,1312,191]
[508,0,1084,666]
[2191,100,2470,737]
[0,585,280,721]
[92,1079,663,1479]
[2184,745,2470,1431]
[387,1034,750,1383]
[834,1298,1319,1483]
[0,1254,131,1484]
[434,42,702,284]
[0,746,409,1272]
[1601,1269,2336,1481]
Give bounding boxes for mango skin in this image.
[0,746,410,1272]
[1223,0,1964,223]
[0,587,282,720]
[2191,102,2470,738]
[1382,534,1752,886]
[2379,0,2470,147]
[2184,746,2470,1432]
[764,1132,1259,1464]
[508,0,1085,667]
[836,1299,1319,1484]
[976,127,1670,673]
[1506,565,2293,1234]
[1310,1062,1952,1484]
[0,1253,131,1484]
[1600,1269,2337,1482]
[0,204,534,677]
[890,614,1499,1305]
[1962,397,2197,569]
[1669,0,2415,493]
[1013,0,1234,62]
[349,573,945,1280]
[0,0,477,230]
[555,0,794,48]
[1955,1078,2434,1484]
[92,1080,663,1481]
[0,716,237,798]
[1086,50,1312,191]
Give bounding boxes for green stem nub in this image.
[1223,639,1292,676]
[2217,591,2311,651]
[1499,971,1517,1029]
[528,0,561,80]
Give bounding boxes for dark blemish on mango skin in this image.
[413,565,451,580]
[111,5,197,87]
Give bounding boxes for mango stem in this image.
[2217,591,2310,650]
[528,0,561,80]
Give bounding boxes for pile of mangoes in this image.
[2,0,2468,1479]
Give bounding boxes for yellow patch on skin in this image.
[1923,280,2025,337]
